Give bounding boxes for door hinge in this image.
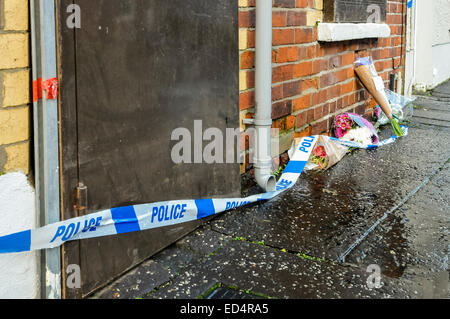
[74,183,87,214]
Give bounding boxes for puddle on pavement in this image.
[214,125,450,269]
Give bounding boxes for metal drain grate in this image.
[205,287,258,299]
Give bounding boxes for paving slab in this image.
[413,96,450,127]
[431,79,450,98]
[146,239,409,299]
[211,124,450,261]
[345,161,450,299]
[414,99,450,113]
[91,259,171,299]
[90,226,232,299]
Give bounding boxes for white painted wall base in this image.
[0,172,39,299]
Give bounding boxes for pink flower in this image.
[314,146,327,158]
[335,113,354,137]
[375,107,381,118]
[336,127,348,138]
[335,113,353,130]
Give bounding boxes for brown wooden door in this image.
[57,0,239,298]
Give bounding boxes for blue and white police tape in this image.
[331,125,408,149]
[0,126,407,254]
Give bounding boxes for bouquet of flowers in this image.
[334,112,379,147]
[300,135,348,171]
[354,57,404,136]
[310,145,329,169]
[374,89,415,127]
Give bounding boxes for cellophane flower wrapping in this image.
[375,89,416,126]
[301,136,349,171]
[333,112,380,147]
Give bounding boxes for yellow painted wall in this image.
[0,0,31,175]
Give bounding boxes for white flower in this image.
[341,127,373,147]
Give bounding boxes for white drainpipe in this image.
[254,0,276,192]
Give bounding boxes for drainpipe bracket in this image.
[253,158,272,168]
[243,118,273,127]
[253,119,273,127]
[242,118,254,125]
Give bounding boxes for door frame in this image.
[404,0,417,97]
[31,0,240,299]
[30,0,62,299]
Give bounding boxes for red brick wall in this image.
[239,0,406,174]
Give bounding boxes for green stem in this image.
[390,118,404,137]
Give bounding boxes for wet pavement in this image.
[91,83,450,299]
